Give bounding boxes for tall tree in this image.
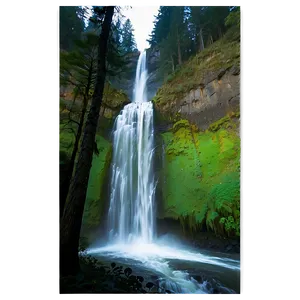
[60,6,115,276]
[148,6,173,47]
[59,6,85,51]
[122,19,137,53]
[59,32,98,217]
[189,6,208,52]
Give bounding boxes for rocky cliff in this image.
[153,32,240,244]
[153,36,240,130]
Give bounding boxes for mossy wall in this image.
[159,115,240,237]
[82,135,112,231]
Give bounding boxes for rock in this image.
[225,245,233,252]
[217,68,226,79]
[196,275,203,283]
[155,67,240,130]
[230,65,240,76]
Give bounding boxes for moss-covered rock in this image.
[159,116,240,237]
[59,121,77,162]
[102,83,129,109]
[82,135,112,232]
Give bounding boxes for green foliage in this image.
[59,6,85,51]
[148,6,234,81]
[60,31,98,99]
[225,7,240,29]
[60,120,77,158]
[122,19,137,53]
[148,6,173,47]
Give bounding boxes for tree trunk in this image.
[60,60,93,218]
[199,27,205,52]
[60,6,114,276]
[171,55,175,73]
[218,26,223,39]
[177,29,182,65]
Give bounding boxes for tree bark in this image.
[218,26,223,39]
[60,6,114,276]
[177,29,182,65]
[171,55,175,73]
[60,60,93,218]
[199,27,205,52]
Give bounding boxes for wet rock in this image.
[225,245,233,252]
[206,282,212,291]
[195,275,203,283]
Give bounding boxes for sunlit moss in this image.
[160,117,240,237]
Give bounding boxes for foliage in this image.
[148,6,238,81]
[60,32,98,98]
[84,7,137,82]
[60,6,85,51]
[225,7,240,29]
[122,19,137,53]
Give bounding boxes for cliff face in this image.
[80,135,112,243]
[109,51,140,101]
[146,47,163,100]
[153,33,240,240]
[153,36,240,127]
[156,66,240,130]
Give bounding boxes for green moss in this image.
[103,83,129,109]
[208,112,240,132]
[59,121,77,159]
[172,119,190,133]
[82,135,112,229]
[160,118,240,237]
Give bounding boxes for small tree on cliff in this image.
[60,6,115,276]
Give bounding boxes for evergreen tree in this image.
[122,19,137,52]
[60,6,115,277]
[148,6,173,47]
[59,6,85,51]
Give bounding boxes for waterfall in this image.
[86,51,240,295]
[107,50,156,244]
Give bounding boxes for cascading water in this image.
[107,51,156,244]
[86,51,240,294]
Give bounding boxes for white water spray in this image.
[107,51,155,244]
